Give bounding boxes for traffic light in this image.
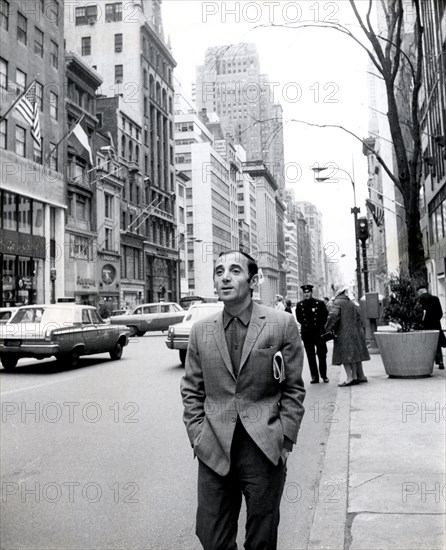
[357,217,369,241]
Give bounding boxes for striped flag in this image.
[14,81,41,149]
[366,198,385,227]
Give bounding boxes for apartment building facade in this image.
[0,0,66,306]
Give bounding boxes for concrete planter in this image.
[374,330,439,378]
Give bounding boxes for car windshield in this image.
[184,305,223,322]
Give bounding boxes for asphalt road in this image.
[0,333,342,550]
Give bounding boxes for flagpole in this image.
[0,78,37,123]
[44,113,85,164]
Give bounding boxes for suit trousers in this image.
[196,419,287,550]
[303,337,327,381]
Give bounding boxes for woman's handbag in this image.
[321,331,336,342]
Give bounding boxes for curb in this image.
[307,378,351,550]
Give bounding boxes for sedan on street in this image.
[165,302,224,365]
[0,304,131,370]
[0,307,19,324]
[109,302,186,336]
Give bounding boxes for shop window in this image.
[2,191,16,230]
[18,196,31,234]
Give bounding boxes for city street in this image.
[1,334,341,550]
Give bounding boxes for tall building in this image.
[64,0,178,305]
[0,0,66,306]
[196,43,285,190]
[296,201,325,298]
[174,102,241,297]
[419,0,446,298]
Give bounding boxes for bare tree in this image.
[261,0,426,278]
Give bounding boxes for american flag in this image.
[14,81,41,149]
[366,199,385,227]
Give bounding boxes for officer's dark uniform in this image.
[295,285,329,383]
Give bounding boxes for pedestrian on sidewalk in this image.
[275,294,285,311]
[295,284,329,383]
[181,250,306,550]
[417,284,446,369]
[284,298,293,314]
[325,284,370,387]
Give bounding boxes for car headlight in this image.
[44,327,53,341]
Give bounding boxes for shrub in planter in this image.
[376,273,438,378]
[383,273,423,332]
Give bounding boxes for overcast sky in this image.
[162,0,374,286]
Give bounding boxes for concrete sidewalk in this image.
[308,353,446,550]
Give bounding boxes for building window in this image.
[17,12,27,44]
[76,196,88,220]
[81,36,91,56]
[16,68,26,95]
[50,40,59,69]
[0,119,6,149]
[0,57,7,89]
[33,139,43,164]
[75,5,97,25]
[15,125,25,157]
[49,91,58,119]
[114,33,122,52]
[18,196,31,234]
[36,81,43,111]
[2,192,16,230]
[0,0,9,31]
[114,64,123,83]
[49,142,58,171]
[34,27,44,57]
[105,3,122,22]
[105,193,113,219]
[104,228,113,250]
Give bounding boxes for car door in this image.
[90,309,113,351]
[142,305,160,331]
[81,309,100,354]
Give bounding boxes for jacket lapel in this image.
[212,314,236,380]
[239,302,266,372]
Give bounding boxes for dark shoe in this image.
[323,378,329,383]
[439,364,445,370]
[357,378,368,383]
[310,379,319,384]
[338,380,359,387]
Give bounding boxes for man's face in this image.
[304,290,312,300]
[214,252,256,305]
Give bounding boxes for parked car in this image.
[110,309,130,317]
[0,307,19,324]
[0,304,131,370]
[165,302,224,365]
[109,302,186,336]
[179,296,219,310]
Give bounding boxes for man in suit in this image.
[181,250,306,550]
[295,284,329,384]
[417,285,446,369]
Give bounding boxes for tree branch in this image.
[289,119,402,192]
[253,22,384,76]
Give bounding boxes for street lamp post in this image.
[311,166,363,300]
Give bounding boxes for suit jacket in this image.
[180,302,306,476]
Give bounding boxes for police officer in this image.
[295,284,329,383]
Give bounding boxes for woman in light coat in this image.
[325,285,370,386]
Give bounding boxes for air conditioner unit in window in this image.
[116,79,123,84]
[115,46,122,52]
[88,18,96,25]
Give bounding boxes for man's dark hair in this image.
[217,249,258,282]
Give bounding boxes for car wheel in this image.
[68,349,80,369]
[128,326,138,337]
[136,330,146,337]
[179,349,186,366]
[110,341,123,360]
[1,355,18,370]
